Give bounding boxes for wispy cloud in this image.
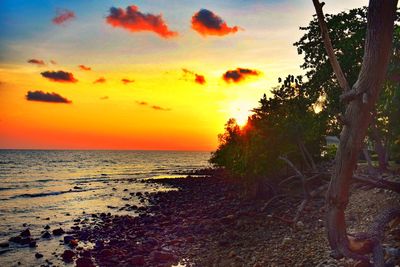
[52,9,75,25]
[191,9,240,37]
[136,101,171,111]
[100,96,109,100]
[27,59,45,66]
[93,77,106,84]
[182,68,206,85]
[121,78,135,84]
[222,68,260,83]
[26,90,72,104]
[41,70,78,83]
[78,65,91,71]
[106,5,178,38]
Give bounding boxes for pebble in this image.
[35,252,43,259]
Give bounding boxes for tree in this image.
[311,0,399,265]
[210,74,326,197]
[295,6,400,170]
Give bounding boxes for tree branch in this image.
[312,0,351,92]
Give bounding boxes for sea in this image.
[0,150,211,266]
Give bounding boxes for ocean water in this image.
[0,150,210,266]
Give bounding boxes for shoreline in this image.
[2,170,399,267]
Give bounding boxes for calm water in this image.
[0,150,210,266]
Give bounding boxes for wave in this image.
[9,188,90,199]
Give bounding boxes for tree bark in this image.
[312,0,398,263]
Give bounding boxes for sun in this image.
[227,100,254,127]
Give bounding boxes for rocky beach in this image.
[3,168,399,267]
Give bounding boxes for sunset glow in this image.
[0,0,368,150]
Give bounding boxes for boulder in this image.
[62,250,75,263]
[53,228,65,236]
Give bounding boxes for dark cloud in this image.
[93,77,106,84]
[41,70,78,83]
[52,9,75,25]
[122,78,135,84]
[222,68,260,83]
[26,90,71,104]
[100,96,109,100]
[106,5,178,38]
[27,59,45,66]
[191,9,240,36]
[78,65,91,71]
[182,68,206,85]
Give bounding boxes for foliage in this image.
[211,7,400,182]
[294,7,400,159]
[210,75,326,181]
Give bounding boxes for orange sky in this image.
[0,0,368,150]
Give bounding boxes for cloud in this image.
[93,77,106,84]
[136,101,148,106]
[50,60,57,65]
[78,65,91,71]
[100,96,109,100]
[41,70,78,83]
[26,90,71,104]
[182,68,206,85]
[122,78,135,84]
[136,101,170,111]
[152,105,171,111]
[191,9,240,36]
[195,74,206,85]
[52,9,75,25]
[27,59,45,66]
[106,5,178,39]
[222,68,260,83]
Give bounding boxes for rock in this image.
[129,255,145,266]
[220,214,235,224]
[53,228,65,236]
[75,257,95,267]
[296,221,305,229]
[69,239,78,247]
[0,242,9,248]
[29,241,37,247]
[61,250,75,263]
[281,237,292,245]
[99,249,113,258]
[150,251,176,262]
[44,225,50,230]
[21,229,31,237]
[9,236,22,243]
[42,231,51,239]
[73,186,83,190]
[35,252,43,259]
[64,235,74,244]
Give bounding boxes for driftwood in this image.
[263,156,329,225]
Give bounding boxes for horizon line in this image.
[0,148,212,152]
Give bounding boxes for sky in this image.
[0,0,369,150]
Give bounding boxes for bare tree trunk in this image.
[312,0,398,264]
